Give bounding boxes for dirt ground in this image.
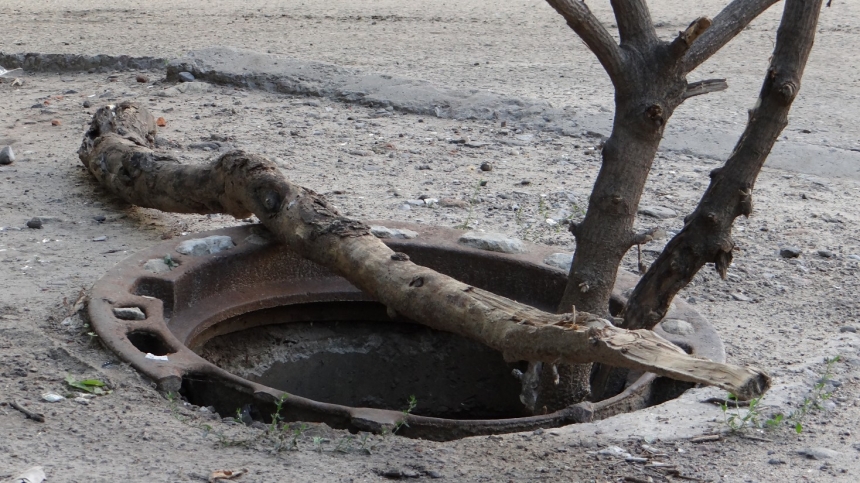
[1,1,860,482]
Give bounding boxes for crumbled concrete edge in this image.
[165,46,580,133]
[0,52,168,73]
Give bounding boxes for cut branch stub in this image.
[78,102,770,400]
[683,79,729,99]
[669,17,712,59]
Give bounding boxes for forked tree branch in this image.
[77,102,771,400]
[683,0,781,73]
[624,0,823,331]
[609,0,659,46]
[545,0,626,85]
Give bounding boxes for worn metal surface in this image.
[89,222,723,441]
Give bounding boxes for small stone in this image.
[406,199,426,206]
[371,226,419,239]
[439,198,469,208]
[244,233,271,246]
[768,458,786,465]
[51,119,61,126]
[848,254,860,261]
[136,74,149,83]
[731,293,751,302]
[82,100,92,108]
[143,258,172,274]
[597,446,632,459]
[543,253,573,272]
[480,161,493,172]
[0,146,15,165]
[113,307,146,320]
[840,326,857,333]
[427,470,443,479]
[780,246,802,258]
[661,318,695,335]
[458,231,525,254]
[177,71,195,83]
[798,447,839,460]
[175,235,234,256]
[638,205,678,219]
[818,249,834,258]
[26,217,42,229]
[92,236,107,242]
[188,142,221,151]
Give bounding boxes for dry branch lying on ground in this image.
[77,102,770,400]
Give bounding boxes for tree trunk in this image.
[548,39,689,406]
[76,101,771,401]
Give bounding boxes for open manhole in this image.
[89,222,724,441]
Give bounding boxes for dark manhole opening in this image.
[179,373,268,421]
[195,302,531,420]
[128,330,174,356]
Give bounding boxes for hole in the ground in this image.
[650,377,697,405]
[128,330,174,356]
[195,302,530,420]
[674,341,694,355]
[132,277,175,321]
[179,373,268,420]
[609,294,625,317]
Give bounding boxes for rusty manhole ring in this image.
[89,222,724,441]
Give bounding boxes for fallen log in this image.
[78,102,770,400]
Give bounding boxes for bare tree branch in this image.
[683,78,729,99]
[77,102,771,401]
[683,0,781,73]
[545,0,626,84]
[624,0,824,331]
[609,0,659,46]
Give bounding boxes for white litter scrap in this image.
[145,353,169,361]
[0,65,23,77]
[12,466,45,483]
[41,393,66,403]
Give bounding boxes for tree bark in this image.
[622,0,823,331]
[544,0,812,402]
[683,0,782,73]
[77,101,770,401]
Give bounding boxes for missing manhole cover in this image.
[89,223,723,441]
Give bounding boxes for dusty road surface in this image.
[2,1,860,482]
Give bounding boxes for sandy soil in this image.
[1,1,860,482]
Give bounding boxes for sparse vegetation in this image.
[721,355,842,435]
